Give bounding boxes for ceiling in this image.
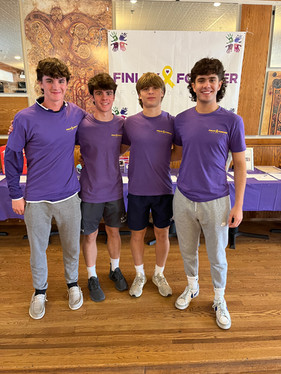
[114,1,238,30]
[0,0,23,70]
[0,0,278,71]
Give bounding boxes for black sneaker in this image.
[88,276,105,302]
[109,266,128,291]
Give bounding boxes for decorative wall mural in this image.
[22,0,112,112]
[260,71,281,135]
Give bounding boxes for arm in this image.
[4,146,26,215]
[228,151,246,228]
[170,144,182,162]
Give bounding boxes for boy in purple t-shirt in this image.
[5,58,85,320]
[76,73,128,302]
[122,73,174,298]
[173,58,246,330]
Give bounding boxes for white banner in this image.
[108,30,246,117]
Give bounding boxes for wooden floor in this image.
[1,220,281,374]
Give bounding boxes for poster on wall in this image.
[260,71,281,135]
[108,30,246,117]
[21,0,112,112]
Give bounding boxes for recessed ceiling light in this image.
[214,2,221,6]
[130,0,137,4]
[14,56,21,60]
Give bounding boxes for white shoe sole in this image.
[216,318,231,330]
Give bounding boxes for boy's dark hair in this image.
[188,58,226,102]
[88,73,117,96]
[36,57,71,82]
[136,72,166,108]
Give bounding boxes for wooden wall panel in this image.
[246,138,281,168]
[0,97,28,135]
[238,5,272,135]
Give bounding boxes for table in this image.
[1,169,281,247]
[228,168,281,248]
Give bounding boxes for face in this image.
[93,89,115,113]
[191,74,222,104]
[39,76,68,105]
[139,86,164,109]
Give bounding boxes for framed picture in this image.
[245,147,254,171]
[260,71,281,135]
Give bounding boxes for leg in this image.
[199,196,230,290]
[82,230,105,302]
[24,202,51,320]
[105,225,121,260]
[199,196,231,330]
[154,226,170,267]
[105,226,128,291]
[173,188,201,278]
[53,195,83,310]
[127,194,150,297]
[82,230,98,267]
[53,195,81,285]
[130,228,147,266]
[173,189,201,309]
[128,228,147,297]
[24,202,52,290]
[81,200,104,270]
[152,225,172,297]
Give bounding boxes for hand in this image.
[228,206,243,228]
[8,120,14,135]
[12,198,25,215]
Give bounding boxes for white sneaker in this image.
[213,297,231,330]
[29,292,47,320]
[68,286,83,310]
[152,273,172,297]
[175,285,199,310]
[129,273,147,297]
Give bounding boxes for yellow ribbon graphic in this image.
[162,66,175,88]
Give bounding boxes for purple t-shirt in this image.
[6,100,85,201]
[123,111,174,196]
[77,114,124,203]
[174,106,246,202]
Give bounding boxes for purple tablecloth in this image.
[1,168,281,221]
[228,169,281,211]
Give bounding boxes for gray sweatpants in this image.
[173,188,230,289]
[24,194,81,290]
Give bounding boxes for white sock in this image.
[187,275,199,291]
[135,264,145,276]
[87,265,97,279]
[110,258,120,271]
[154,264,164,275]
[214,287,225,301]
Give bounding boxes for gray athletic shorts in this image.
[81,198,127,235]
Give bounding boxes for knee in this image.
[84,230,98,243]
[131,230,146,243]
[105,226,120,240]
[154,226,169,241]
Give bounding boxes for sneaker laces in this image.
[112,268,124,281]
[155,273,169,286]
[213,298,228,317]
[89,277,100,289]
[180,286,192,299]
[132,273,144,287]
